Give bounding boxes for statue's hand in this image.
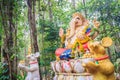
[18,63,25,69]
[77,33,85,40]
[59,28,64,37]
[93,19,100,28]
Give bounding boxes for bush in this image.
[0,62,9,80]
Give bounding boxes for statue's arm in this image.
[91,28,99,39]
[22,66,38,72]
[90,19,100,39]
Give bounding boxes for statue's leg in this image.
[25,76,29,80]
[33,78,40,80]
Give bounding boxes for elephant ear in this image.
[34,52,40,58]
[101,37,113,47]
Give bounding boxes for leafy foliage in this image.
[0,0,120,79]
[0,62,9,80]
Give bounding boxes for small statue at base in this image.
[18,52,40,80]
[83,37,115,80]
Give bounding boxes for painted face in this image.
[74,16,83,27]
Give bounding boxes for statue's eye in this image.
[76,17,80,20]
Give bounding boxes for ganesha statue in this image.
[51,12,116,80]
[55,12,100,60]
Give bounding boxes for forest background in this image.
[0,0,120,80]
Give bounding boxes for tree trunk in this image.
[82,0,87,18]
[48,0,53,22]
[71,0,76,10]
[27,0,42,79]
[0,36,1,62]
[1,0,17,80]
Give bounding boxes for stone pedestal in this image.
[53,73,93,80]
